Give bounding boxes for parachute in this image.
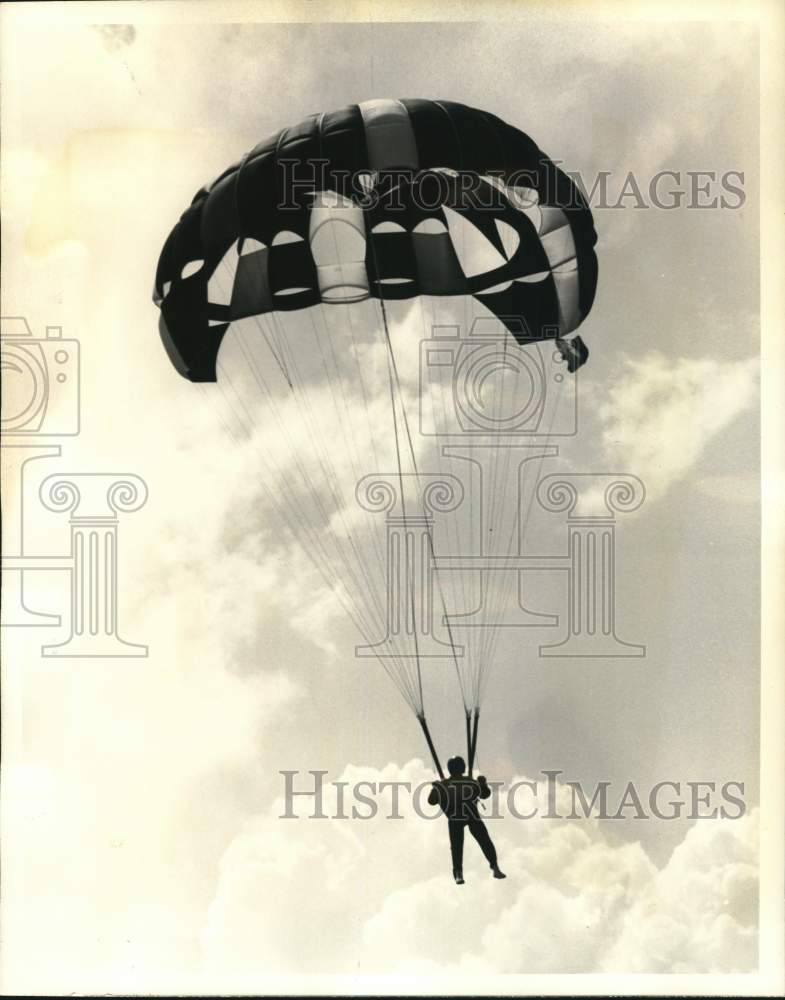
[153,99,598,776]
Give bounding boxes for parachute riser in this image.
[465,711,473,777]
[468,708,480,776]
[417,714,445,780]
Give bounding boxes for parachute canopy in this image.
[154,99,597,382]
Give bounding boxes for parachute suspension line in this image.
[258,309,425,715]
[380,294,426,715]
[273,296,437,716]
[475,327,520,708]
[416,295,474,709]
[233,323,388,642]
[479,368,567,709]
[414,237,475,712]
[306,302,391,625]
[301,306,392,615]
[212,352,375,635]
[220,252,292,389]
[442,289,502,719]
[479,327,513,703]
[373,290,469,714]
[215,320,423,716]
[197,382,244,448]
[314,303,414,703]
[317,300,383,470]
[366,222,438,719]
[215,307,371,616]
[197,376,417,712]
[370,237,461,760]
[256,309,393,641]
[250,262,419,707]
[209,362,375,635]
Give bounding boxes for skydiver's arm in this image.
[477,775,492,800]
[428,782,444,806]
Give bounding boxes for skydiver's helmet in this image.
[447,756,466,777]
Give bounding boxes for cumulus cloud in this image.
[595,352,758,504]
[602,816,758,973]
[201,761,758,985]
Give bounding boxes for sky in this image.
[0,3,772,994]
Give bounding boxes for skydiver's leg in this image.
[448,820,465,882]
[468,817,505,877]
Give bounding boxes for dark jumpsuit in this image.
[428,776,498,875]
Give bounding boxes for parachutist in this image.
[428,755,506,884]
[154,100,598,848]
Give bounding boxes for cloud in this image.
[595,352,758,504]
[200,761,758,984]
[602,814,758,972]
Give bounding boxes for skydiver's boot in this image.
[492,865,506,879]
[453,870,465,885]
